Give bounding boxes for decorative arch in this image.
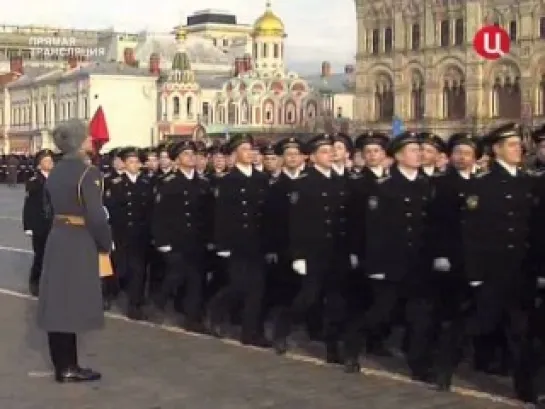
[483,8,504,25]
[409,69,425,120]
[306,100,318,121]
[489,61,521,119]
[284,99,297,124]
[216,102,225,124]
[263,98,275,124]
[172,96,180,117]
[440,64,466,120]
[371,71,394,122]
[227,99,237,125]
[240,98,250,124]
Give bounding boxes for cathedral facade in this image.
[353,0,545,137]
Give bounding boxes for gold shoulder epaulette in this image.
[475,171,489,178]
[29,176,36,182]
[349,172,362,180]
[297,173,308,179]
[111,176,122,184]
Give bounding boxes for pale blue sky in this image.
[4,0,357,73]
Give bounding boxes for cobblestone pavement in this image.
[0,185,525,409]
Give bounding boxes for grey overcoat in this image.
[37,155,112,333]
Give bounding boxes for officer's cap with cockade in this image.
[169,140,197,160]
[354,131,389,151]
[274,137,303,156]
[447,133,482,159]
[386,131,420,156]
[305,133,334,155]
[418,132,447,153]
[485,122,522,145]
[224,133,254,155]
[333,132,354,153]
[118,147,140,161]
[260,141,277,156]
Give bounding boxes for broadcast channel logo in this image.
[473,25,510,60]
[28,36,106,60]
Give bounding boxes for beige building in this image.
[353,0,545,138]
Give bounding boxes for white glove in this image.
[111,242,115,251]
[217,251,231,258]
[24,230,33,236]
[433,257,451,272]
[102,206,110,220]
[370,273,385,280]
[157,245,172,253]
[265,253,278,264]
[537,277,545,288]
[292,259,307,275]
[470,281,483,287]
[349,254,359,269]
[206,243,215,251]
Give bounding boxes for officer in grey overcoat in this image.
[37,119,112,383]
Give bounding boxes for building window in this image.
[173,96,180,117]
[186,97,193,117]
[384,27,393,53]
[53,102,57,121]
[372,29,379,54]
[212,38,217,46]
[541,17,545,39]
[263,44,268,58]
[83,97,88,119]
[202,102,209,118]
[411,24,420,51]
[509,20,517,41]
[43,103,47,124]
[265,103,273,122]
[253,43,258,58]
[35,105,39,123]
[273,44,279,58]
[454,18,464,45]
[440,20,450,47]
[222,39,228,47]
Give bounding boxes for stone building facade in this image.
[354,0,545,137]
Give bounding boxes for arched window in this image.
[173,96,180,117]
[410,73,424,120]
[263,43,268,58]
[264,102,274,123]
[273,44,279,58]
[442,68,466,120]
[52,102,57,121]
[82,97,88,119]
[43,103,47,124]
[186,96,193,117]
[374,74,394,121]
[491,75,521,118]
[35,104,39,123]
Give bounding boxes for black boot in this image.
[29,280,39,297]
[344,357,361,373]
[326,342,343,364]
[55,367,101,383]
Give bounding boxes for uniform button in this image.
[325,220,331,224]
[507,244,514,249]
[506,194,512,199]
[243,224,248,228]
[340,205,345,209]
[404,197,410,202]
[128,202,132,206]
[405,212,412,217]
[243,212,248,216]
[184,191,188,195]
[185,201,189,205]
[508,227,514,232]
[422,211,427,216]
[127,192,132,196]
[242,201,247,205]
[322,192,327,196]
[508,211,514,216]
[187,223,191,227]
[324,206,329,211]
[241,188,245,193]
[185,213,190,216]
[326,233,332,238]
[128,212,132,216]
[340,218,346,222]
[407,227,412,232]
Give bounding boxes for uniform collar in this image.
[236,163,253,177]
[314,164,331,178]
[282,167,300,179]
[397,165,419,181]
[458,169,471,180]
[180,168,195,180]
[332,163,345,176]
[422,165,435,176]
[496,159,517,176]
[125,171,139,183]
[368,166,383,178]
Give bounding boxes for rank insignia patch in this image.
[368,196,378,210]
[289,192,299,204]
[466,195,478,210]
[94,180,100,187]
[105,190,111,198]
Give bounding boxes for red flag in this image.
[88,106,110,153]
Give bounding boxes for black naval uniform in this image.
[104,172,153,318]
[22,172,52,294]
[151,169,212,327]
[208,165,270,345]
[273,165,350,361]
[453,160,536,401]
[343,164,435,379]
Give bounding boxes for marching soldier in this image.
[207,145,228,180]
[151,140,212,331]
[207,134,271,347]
[141,148,159,178]
[272,134,350,363]
[195,141,209,177]
[157,143,174,177]
[103,148,124,190]
[437,123,537,403]
[104,147,153,320]
[37,120,111,383]
[332,133,353,177]
[419,132,447,176]
[343,131,435,382]
[260,142,281,180]
[23,149,55,296]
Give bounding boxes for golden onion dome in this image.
[253,1,286,37]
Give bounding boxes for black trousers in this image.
[343,279,435,372]
[115,241,148,308]
[30,233,48,284]
[155,251,204,323]
[208,255,266,339]
[274,257,347,347]
[47,332,77,372]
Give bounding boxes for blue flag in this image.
[392,117,404,137]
